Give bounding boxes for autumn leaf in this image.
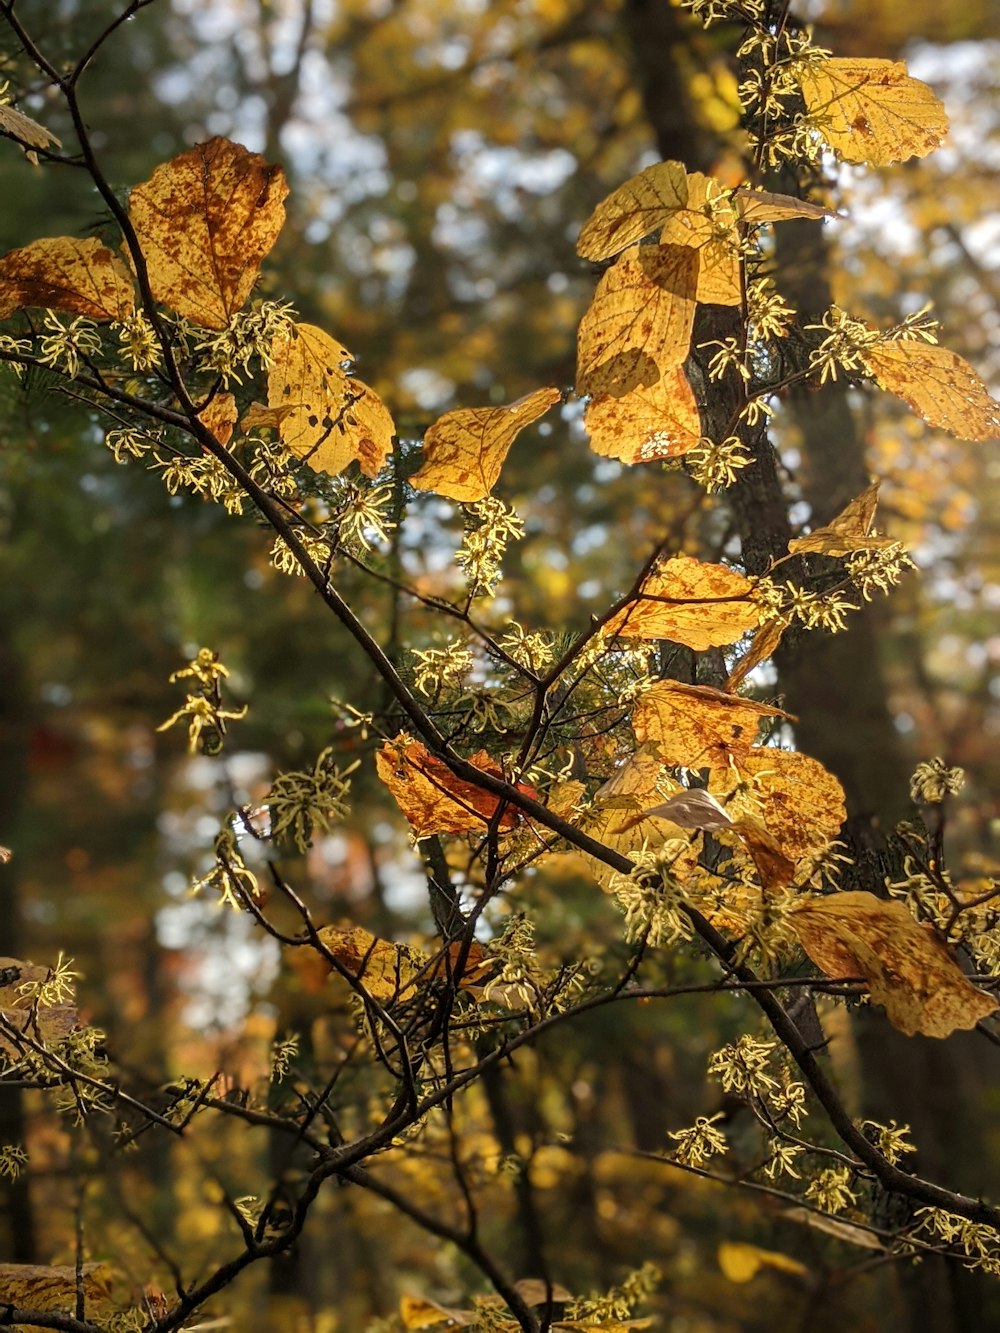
[128,136,288,329]
[788,480,897,556]
[576,160,690,262]
[0,103,61,153]
[605,554,759,650]
[584,367,701,464]
[631,679,791,771]
[863,341,1000,441]
[240,400,298,433]
[410,386,561,501]
[0,236,135,321]
[732,188,829,224]
[0,1263,113,1314]
[658,172,741,306]
[576,244,699,397]
[196,392,237,446]
[792,891,997,1037]
[613,787,734,835]
[780,1207,883,1251]
[708,749,846,866]
[725,619,786,693]
[375,737,521,838]
[797,58,948,166]
[718,1241,808,1283]
[315,924,419,1002]
[268,322,395,476]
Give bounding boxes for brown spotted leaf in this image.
[267,322,394,476]
[708,749,846,866]
[129,136,288,329]
[797,58,947,166]
[410,387,560,501]
[0,236,135,321]
[0,1263,113,1316]
[632,679,791,771]
[788,481,898,556]
[606,554,759,649]
[791,892,997,1037]
[315,924,419,1003]
[576,160,690,262]
[584,367,701,463]
[576,244,699,397]
[863,341,1000,440]
[376,737,520,838]
[197,392,237,446]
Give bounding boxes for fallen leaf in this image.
[129,136,288,329]
[376,737,520,838]
[606,554,759,650]
[863,341,1000,441]
[797,57,947,166]
[410,387,560,501]
[632,679,791,771]
[718,1241,808,1283]
[576,244,699,397]
[197,392,237,445]
[576,160,690,262]
[584,367,702,463]
[792,891,997,1037]
[788,481,897,556]
[0,236,135,321]
[268,322,394,476]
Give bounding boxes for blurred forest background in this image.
[1,1,999,1330]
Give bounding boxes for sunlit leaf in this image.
[797,58,948,166]
[584,367,701,463]
[375,736,521,838]
[863,341,1000,441]
[576,160,690,262]
[632,679,791,771]
[315,924,419,1002]
[0,236,134,321]
[732,188,829,224]
[792,891,997,1037]
[606,554,759,649]
[129,136,288,328]
[268,322,394,476]
[197,392,237,446]
[788,480,897,556]
[410,386,561,501]
[718,1241,808,1283]
[708,749,846,865]
[724,619,786,693]
[658,173,741,306]
[614,787,734,834]
[576,245,699,397]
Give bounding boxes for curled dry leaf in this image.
[196,392,238,446]
[613,787,733,834]
[788,480,897,556]
[576,244,699,397]
[375,736,521,838]
[128,135,288,329]
[718,1241,808,1283]
[792,891,997,1038]
[0,103,61,152]
[732,188,829,224]
[606,553,759,650]
[708,749,846,866]
[796,57,947,166]
[863,341,1000,441]
[410,386,561,502]
[632,679,792,771]
[584,366,701,464]
[0,235,135,321]
[268,322,394,477]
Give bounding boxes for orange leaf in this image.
[797,58,947,167]
[375,737,520,838]
[315,924,419,1002]
[129,136,288,329]
[788,481,898,556]
[584,367,701,463]
[576,160,690,262]
[792,892,997,1037]
[410,387,560,501]
[576,244,699,397]
[606,554,759,649]
[268,322,394,476]
[632,679,791,771]
[197,392,237,445]
[708,749,846,865]
[863,341,1000,441]
[725,619,786,693]
[0,236,134,321]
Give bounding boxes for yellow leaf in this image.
[658,173,741,306]
[724,619,786,693]
[584,367,701,463]
[268,322,394,477]
[400,1294,475,1328]
[708,749,846,865]
[576,160,690,262]
[410,386,561,501]
[375,736,522,838]
[605,554,759,650]
[788,481,897,556]
[863,341,1000,441]
[129,136,288,329]
[0,236,134,321]
[797,58,948,167]
[316,924,419,1003]
[791,891,997,1038]
[197,392,237,446]
[240,400,298,433]
[576,244,699,397]
[0,103,61,152]
[718,1241,808,1283]
[632,679,791,771]
[732,188,829,224]
[0,1262,113,1313]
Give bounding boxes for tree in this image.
[1,2,1000,1331]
